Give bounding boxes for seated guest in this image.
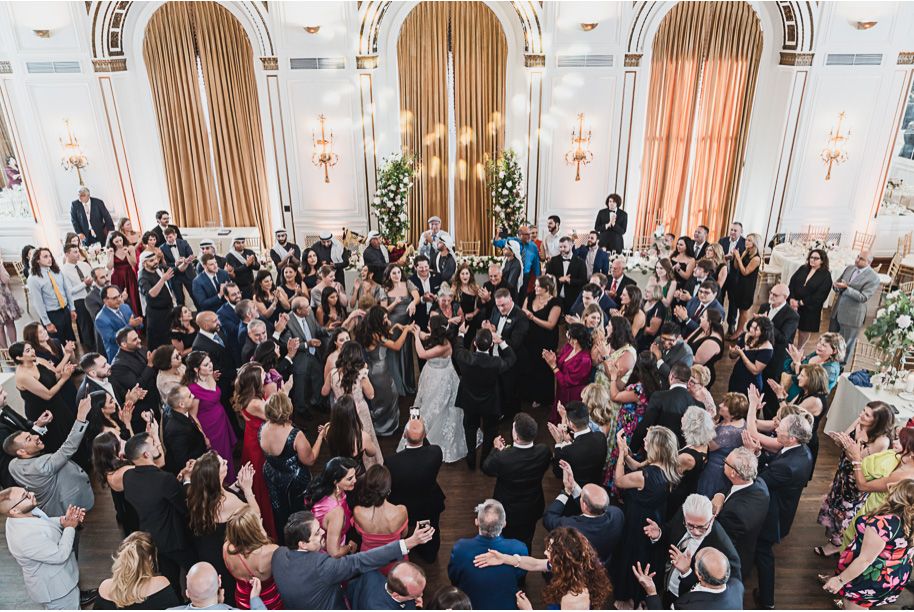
[193,253,232,313]
[631,362,701,451]
[574,230,610,278]
[687,364,717,415]
[223,505,283,610]
[269,228,301,271]
[543,461,624,565]
[711,446,770,580]
[171,562,266,611]
[96,532,180,609]
[651,321,694,379]
[672,279,725,336]
[545,323,593,423]
[548,401,607,487]
[312,231,351,286]
[782,332,845,401]
[0,487,93,610]
[270,510,432,610]
[353,465,410,575]
[226,237,261,299]
[727,315,774,396]
[482,413,552,555]
[138,250,177,351]
[636,546,744,610]
[160,227,197,307]
[447,499,527,611]
[685,310,726,387]
[96,284,143,361]
[346,562,426,611]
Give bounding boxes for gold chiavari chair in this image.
[0,347,14,372]
[458,241,480,256]
[878,254,901,305]
[851,231,876,251]
[244,236,262,252]
[804,225,830,241]
[632,236,653,252]
[850,340,888,373]
[12,261,29,313]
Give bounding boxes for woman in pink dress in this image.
[545,323,594,423]
[352,465,408,576]
[184,350,237,483]
[304,457,358,558]
[107,230,143,317]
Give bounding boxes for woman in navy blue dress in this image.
[727,315,773,396]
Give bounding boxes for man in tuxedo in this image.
[160,227,197,307]
[430,234,457,283]
[194,239,231,275]
[632,362,699,451]
[606,257,637,304]
[363,231,390,284]
[346,562,426,611]
[138,250,177,350]
[483,288,528,420]
[454,327,516,469]
[312,231,351,286]
[84,267,108,352]
[549,401,607,487]
[192,253,232,312]
[711,447,770,579]
[447,499,527,611]
[69,186,114,246]
[672,280,726,335]
[644,494,741,607]
[226,237,260,299]
[162,385,208,476]
[150,210,183,247]
[279,297,329,419]
[95,284,143,361]
[546,236,587,312]
[482,413,552,554]
[0,389,53,488]
[110,328,161,424]
[123,432,197,597]
[692,225,711,261]
[216,283,244,356]
[829,250,880,365]
[757,284,800,416]
[477,263,512,321]
[543,461,623,565]
[594,193,627,254]
[574,231,610,278]
[193,311,241,436]
[718,222,746,332]
[408,255,442,331]
[638,547,744,610]
[744,414,813,609]
[387,419,446,562]
[269,227,302,271]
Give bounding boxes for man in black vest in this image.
[756,284,799,417]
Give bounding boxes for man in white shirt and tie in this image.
[61,243,96,349]
[279,297,329,419]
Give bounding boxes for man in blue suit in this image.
[345,562,426,610]
[94,285,143,361]
[574,231,610,278]
[160,227,197,307]
[69,187,114,247]
[216,283,244,356]
[671,280,726,335]
[448,499,526,610]
[718,222,746,332]
[192,254,232,312]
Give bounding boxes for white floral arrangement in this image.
[802,237,838,252]
[86,242,107,268]
[371,152,416,244]
[611,252,658,275]
[486,149,526,237]
[871,366,906,391]
[866,290,914,370]
[456,254,502,274]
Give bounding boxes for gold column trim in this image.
[356,55,378,70]
[92,58,127,72]
[624,54,642,67]
[779,52,814,67]
[260,57,278,71]
[524,54,545,68]
[899,53,914,66]
[0,61,11,74]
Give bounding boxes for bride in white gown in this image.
[397,314,474,462]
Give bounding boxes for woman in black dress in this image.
[22,322,77,414]
[670,236,696,287]
[300,248,321,290]
[78,390,135,470]
[685,309,726,387]
[253,270,290,334]
[279,264,305,302]
[454,263,481,349]
[729,232,762,339]
[10,341,75,455]
[91,431,143,536]
[637,284,667,351]
[788,248,833,351]
[522,274,562,408]
[668,406,714,515]
[95,532,180,609]
[167,305,198,359]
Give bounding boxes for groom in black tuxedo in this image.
[454,326,516,470]
[482,288,528,420]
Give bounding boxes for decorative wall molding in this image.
[779,52,814,67]
[92,58,127,72]
[899,53,914,66]
[260,57,278,71]
[524,54,545,68]
[624,54,642,67]
[356,55,379,70]
[0,61,12,74]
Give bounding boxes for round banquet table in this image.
[825,373,914,435]
[768,243,858,308]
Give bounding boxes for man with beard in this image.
[226,236,260,299]
[137,250,176,351]
[269,228,302,271]
[311,230,351,287]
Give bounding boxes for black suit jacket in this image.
[0,406,39,488]
[453,346,516,414]
[345,570,415,610]
[757,303,799,378]
[407,271,444,331]
[160,239,197,279]
[542,496,624,564]
[717,236,746,289]
[70,197,114,245]
[76,376,126,407]
[631,386,699,451]
[594,207,627,254]
[606,274,637,303]
[759,445,812,543]
[110,349,161,428]
[386,444,446,522]
[429,252,457,283]
[692,241,710,262]
[552,430,607,487]
[151,224,183,248]
[788,266,833,320]
[482,444,552,527]
[646,577,744,610]
[715,478,770,578]
[123,464,191,553]
[657,508,742,597]
[544,255,587,311]
[162,410,208,475]
[488,305,529,356]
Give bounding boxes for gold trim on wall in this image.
[92,58,127,72]
[260,57,278,71]
[99,76,140,230]
[265,75,294,239]
[867,70,914,230]
[0,62,11,74]
[359,73,378,232]
[524,54,545,68]
[624,54,642,67]
[899,53,914,66]
[779,52,814,66]
[356,55,379,70]
[0,81,42,239]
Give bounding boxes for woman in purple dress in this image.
[183,350,237,483]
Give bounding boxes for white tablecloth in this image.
[769,244,859,307]
[0,372,24,412]
[181,227,260,254]
[825,373,914,434]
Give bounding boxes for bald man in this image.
[543,461,624,565]
[638,547,744,610]
[169,562,266,610]
[829,250,879,367]
[191,310,241,435]
[345,561,426,610]
[757,283,799,417]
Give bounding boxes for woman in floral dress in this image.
[0,247,23,348]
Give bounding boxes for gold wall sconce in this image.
[304,26,321,34]
[33,29,50,38]
[60,119,88,185]
[312,115,337,183]
[821,112,850,181]
[580,23,598,31]
[565,113,593,181]
[855,21,878,30]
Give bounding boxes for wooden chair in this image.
[851,231,875,251]
[850,340,888,373]
[0,348,13,372]
[758,259,782,287]
[458,241,480,256]
[804,225,829,241]
[632,236,653,252]
[244,236,262,252]
[900,280,914,297]
[12,261,29,313]
[204,221,219,228]
[898,233,912,258]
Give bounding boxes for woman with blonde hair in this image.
[782,332,845,400]
[705,242,728,301]
[687,364,716,415]
[581,382,611,434]
[95,532,179,608]
[117,217,142,247]
[223,506,284,609]
[728,232,762,339]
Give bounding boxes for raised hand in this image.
[493,436,506,451]
[669,546,692,574]
[76,395,92,422]
[561,461,576,495]
[405,523,435,549]
[63,340,76,354]
[742,430,761,454]
[632,562,658,596]
[35,410,54,427]
[62,362,76,379]
[236,462,255,492]
[119,402,135,426]
[643,518,661,540]
[281,375,294,396]
[60,505,85,529]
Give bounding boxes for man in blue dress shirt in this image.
[26,248,78,343]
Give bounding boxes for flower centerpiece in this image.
[86,242,107,268]
[864,290,914,371]
[456,253,502,275]
[485,148,526,237]
[371,152,416,245]
[802,237,839,252]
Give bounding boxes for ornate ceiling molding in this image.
[779,52,814,67]
[0,61,12,74]
[259,57,278,71]
[92,58,127,72]
[356,55,379,70]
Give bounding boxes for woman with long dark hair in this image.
[545,323,593,423]
[305,456,359,558]
[522,274,562,409]
[670,236,696,287]
[685,308,726,387]
[91,431,142,536]
[325,395,379,476]
[279,264,304,302]
[613,284,646,337]
[594,315,637,395]
[354,305,412,436]
[316,285,347,330]
[22,321,77,413]
[106,230,142,317]
[300,248,320,290]
[727,315,773,396]
[322,327,351,393]
[788,248,833,350]
[10,340,75,455]
[251,340,284,399]
[352,465,409,575]
[167,305,198,358]
[253,270,290,331]
[78,390,134,469]
[322,341,380,466]
[382,263,420,396]
[183,350,237,482]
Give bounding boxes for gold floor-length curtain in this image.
[453,1,506,255]
[635,1,710,239]
[686,2,762,239]
[142,2,220,229]
[397,3,450,245]
[194,1,272,243]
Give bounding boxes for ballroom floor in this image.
[0,273,910,610]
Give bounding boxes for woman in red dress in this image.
[545,322,594,423]
[232,362,278,541]
[106,230,142,317]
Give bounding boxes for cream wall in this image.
[0,1,911,258]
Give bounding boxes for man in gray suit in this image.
[4,395,94,516]
[271,510,433,610]
[1,487,92,609]
[651,321,694,379]
[167,562,266,610]
[829,250,879,365]
[279,297,329,419]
